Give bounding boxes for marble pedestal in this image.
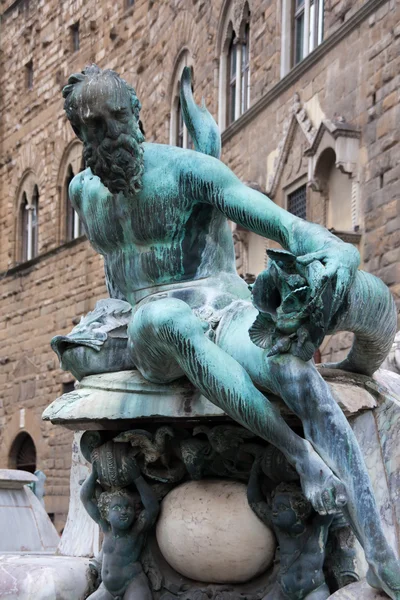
[39,366,400,600]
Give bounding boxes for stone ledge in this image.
[41,367,394,431]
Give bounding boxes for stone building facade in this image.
[0,0,399,529]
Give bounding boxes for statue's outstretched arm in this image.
[185,155,360,315]
[132,465,159,534]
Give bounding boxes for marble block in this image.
[156,479,276,584]
[0,555,91,600]
[0,470,59,554]
[57,432,100,558]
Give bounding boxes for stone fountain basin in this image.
[0,554,90,600]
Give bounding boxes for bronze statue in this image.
[53,64,400,599]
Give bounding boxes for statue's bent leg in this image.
[128,297,346,515]
[124,571,153,600]
[86,583,114,599]
[216,303,400,600]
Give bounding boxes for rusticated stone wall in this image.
[0,0,398,528]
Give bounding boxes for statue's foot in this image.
[298,443,347,515]
[367,561,400,600]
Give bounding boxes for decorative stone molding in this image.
[305,118,361,230]
[266,93,317,197]
[233,0,250,37]
[10,144,46,214]
[221,0,387,144]
[169,48,193,147]
[55,139,84,244]
[217,0,250,55]
[305,118,361,177]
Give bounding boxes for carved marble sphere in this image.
[156,479,276,583]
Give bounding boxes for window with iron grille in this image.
[287,185,307,219]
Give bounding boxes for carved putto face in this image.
[271,484,312,532]
[107,494,135,531]
[271,492,299,530]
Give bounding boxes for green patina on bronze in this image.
[53,64,400,599]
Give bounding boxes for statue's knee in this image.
[130,298,194,342]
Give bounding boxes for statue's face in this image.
[71,75,144,196]
[108,495,135,530]
[76,80,134,147]
[271,493,299,530]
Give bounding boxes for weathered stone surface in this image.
[42,368,382,430]
[0,472,60,554]
[156,480,276,584]
[0,555,91,600]
[351,410,398,555]
[57,432,100,558]
[42,371,225,429]
[328,578,388,598]
[0,468,37,489]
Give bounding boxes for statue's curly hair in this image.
[97,488,134,521]
[271,482,312,521]
[62,64,144,141]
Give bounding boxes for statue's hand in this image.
[297,242,359,317]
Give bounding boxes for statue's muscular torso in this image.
[70,143,249,306]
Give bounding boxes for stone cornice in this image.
[0,235,87,280]
[221,0,389,145]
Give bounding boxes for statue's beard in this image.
[83,130,144,196]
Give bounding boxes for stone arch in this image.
[163,9,201,83]
[314,147,353,233]
[0,408,47,475]
[8,143,45,265]
[14,170,40,263]
[306,119,361,234]
[9,431,37,473]
[169,48,194,146]
[216,0,252,131]
[216,0,235,57]
[236,1,251,39]
[56,139,84,244]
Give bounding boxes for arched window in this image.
[9,432,37,474]
[241,23,250,115]
[65,163,84,240]
[16,172,40,263]
[227,32,237,126]
[218,1,251,132]
[57,141,84,243]
[170,50,193,149]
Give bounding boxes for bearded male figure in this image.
[57,65,400,599]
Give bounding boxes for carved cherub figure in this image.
[248,459,333,600]
[81,460,159,599]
